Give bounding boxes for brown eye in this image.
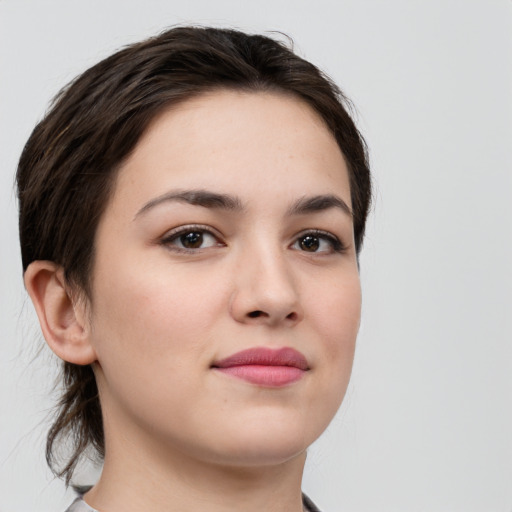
[180,231,203,248]
[292,231,345,254]
[299,235,320,252]
[162,227,220,252]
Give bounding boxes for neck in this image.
[84,431,307,512]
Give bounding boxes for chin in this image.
[208,439,309,469]
[196,411,328,469]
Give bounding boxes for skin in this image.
[25,90,361,512]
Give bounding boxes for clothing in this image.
[65,493,322,512]
[65,499,94,512]
[302,493,322,512]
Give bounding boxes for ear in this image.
[24,261,97,365]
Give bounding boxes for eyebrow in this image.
[287,194,352,218]
[134,189,244,219]
[134,189,352,219]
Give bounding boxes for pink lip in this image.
[212,347,309,387]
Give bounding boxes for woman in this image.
[17,26,371,512]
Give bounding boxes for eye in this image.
[161,225,222,252]
[292,230,345,254]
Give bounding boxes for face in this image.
[86,90,361,469]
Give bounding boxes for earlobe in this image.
[24,261,97,365]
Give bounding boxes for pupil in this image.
[181,232,203,248]
[300,235,319,252]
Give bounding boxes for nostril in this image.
[246,310,298,321]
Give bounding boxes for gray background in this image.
[1,1,511,511]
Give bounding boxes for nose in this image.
[229,244,303,327]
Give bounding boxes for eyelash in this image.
[160,225,347,254]
[160,224,224,253]
[292,229,347,254]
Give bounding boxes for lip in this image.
[211,347,309,387]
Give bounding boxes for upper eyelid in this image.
[296,228,335,236]
[161,224,223,240]
[293,228,341,241]
[161,226,338,238]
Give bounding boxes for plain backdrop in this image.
[1,1,511,511]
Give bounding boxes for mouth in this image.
[211,347,309,387]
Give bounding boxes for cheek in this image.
[306,272,361,401]
[310,272,361,354]
[87,264,227,426]
[88,251,238,386]
[89,257,227,373]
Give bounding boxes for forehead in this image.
[108,89,350,216]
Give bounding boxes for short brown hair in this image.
[17,26,371,484]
